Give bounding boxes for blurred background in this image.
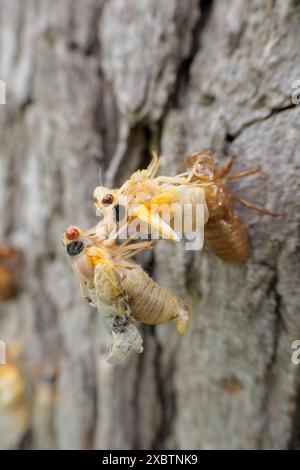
[0,0,300,450]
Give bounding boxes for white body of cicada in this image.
[93,153,208,245]
[68,245,143,365]
[62,227,190,363]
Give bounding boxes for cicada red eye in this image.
[102,194,114,205]
[65,227,80,240]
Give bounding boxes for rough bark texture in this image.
[0,0,299,450]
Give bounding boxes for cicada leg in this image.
[147,151,160,178]
[217,155,235,178]
[222,159,280,217]
[230,195,281,217]
[155,175,188,184]
[186,160,202,183]
[227,165,261,181]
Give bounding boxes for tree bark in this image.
[0,0,299,450]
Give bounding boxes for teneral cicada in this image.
[0,344,29,447]
[93,152,208,245]
[62,226,190,364]
[0,243,23,301]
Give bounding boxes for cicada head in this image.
[185,149,216,182]
[62,226,95,280]
[94,152,160,215]
[93,187,119,217]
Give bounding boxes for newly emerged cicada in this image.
[62,226,190,364]
[93,152,208,245]
[0,343,30,448]
[0,243,23,301]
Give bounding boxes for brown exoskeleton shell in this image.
[183,149,279,262]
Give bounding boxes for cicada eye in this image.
[66,241,84,256]
[102,193,114,205]
[65,227,80,240]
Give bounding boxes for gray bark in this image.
[0,0,299,450]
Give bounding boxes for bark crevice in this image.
[226,103,297,142]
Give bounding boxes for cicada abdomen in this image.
[204,204,249,262]
[118,264,189,335]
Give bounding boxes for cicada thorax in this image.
[93,261,129,317]
[72,253,94,280]
[173,185,209,235]
[117,264,189,335]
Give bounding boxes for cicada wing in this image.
[150,187,180,205]
[107,326,144,365]
[131,204,179,241]
[93,263,143,364]
[146,151,160,178]
[93,261,124,307]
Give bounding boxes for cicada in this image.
[0,243,23,301]
[180,149,279,262]
[0,344,29,447]
[62,226,190,364]
[94,149,278,262]
[93,152,208,245]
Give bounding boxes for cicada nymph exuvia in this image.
[62,226,190,364]
[180,149,279,262]
[93,152,209,246]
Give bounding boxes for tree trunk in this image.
[0,0,299,450]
